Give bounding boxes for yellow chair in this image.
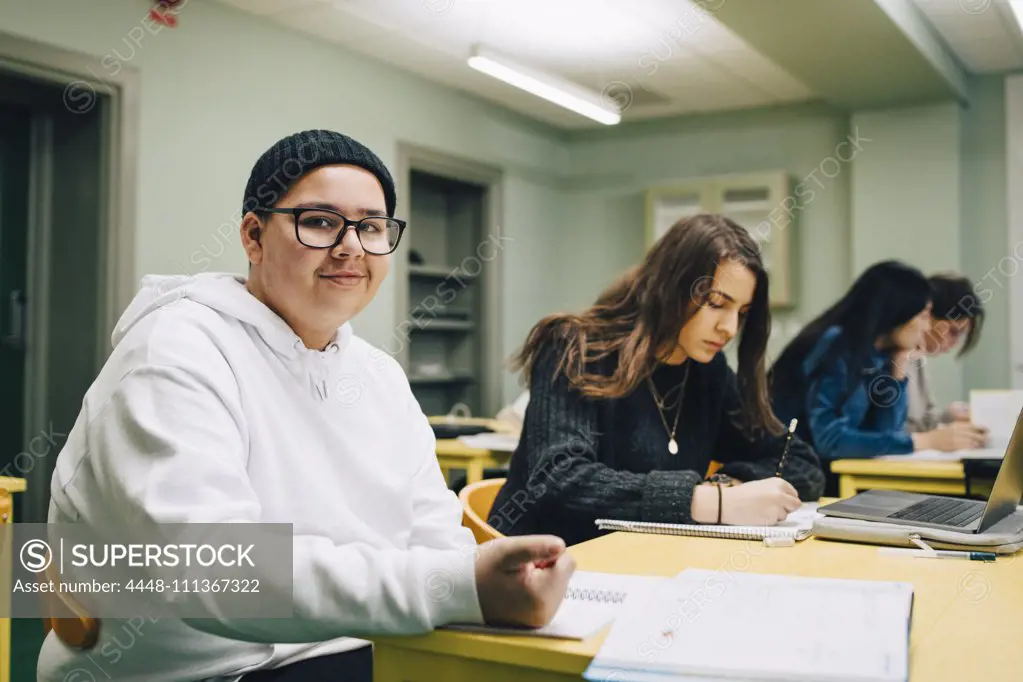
[39,558,100,650]
[458,478,506,544]
[6,483,99,649]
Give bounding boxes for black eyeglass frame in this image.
[257,206,407,255]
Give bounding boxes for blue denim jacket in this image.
[775,326,914,462]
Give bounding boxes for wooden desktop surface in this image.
[372,526,1023,681]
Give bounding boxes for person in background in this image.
[769,261,987,495]
[487,214,825,547]
[905,272,988,441]
[38,130,573,682]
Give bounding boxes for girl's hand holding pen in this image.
[692,478,801,526]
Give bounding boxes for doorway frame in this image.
[394,142,505,418]
[0,30,139,520]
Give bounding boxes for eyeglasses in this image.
[258,207,406,255]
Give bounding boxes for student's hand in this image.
[915,422,989,452]
[693,478,801,526]
[474,535,576,629]
[947,401,971,422]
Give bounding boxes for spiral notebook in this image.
[584,568,914,682]
[444,570,664,639]
[595,502,821,542]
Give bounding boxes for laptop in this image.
[819,406,1023,534]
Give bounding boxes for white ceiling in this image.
[913,0,1023,73]
[215,0,816,129]
[217,0,1023,129]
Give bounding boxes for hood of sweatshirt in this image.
[112,273,355,401]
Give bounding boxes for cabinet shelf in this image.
[405,161,493,418]
[409,372,475,385]
[409,264,479,281]
[411,319,475,333]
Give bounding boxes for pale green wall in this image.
[0,0,571,408]
[563,104,854,363]
[850,102,963,407]
[558,85,1009,410]
[961,75,1010,395]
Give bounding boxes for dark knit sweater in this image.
[488,344,826,546]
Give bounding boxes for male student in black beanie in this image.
[38,130,574,682]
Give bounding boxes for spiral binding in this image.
[565,586,628,604]
[594,519,808,541]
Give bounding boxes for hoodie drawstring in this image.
[298,341,340,402]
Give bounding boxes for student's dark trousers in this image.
[241,645,372,682]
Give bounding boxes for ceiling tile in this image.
[216,0,820,128]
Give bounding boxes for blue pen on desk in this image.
[775,418,797,477]
[879,547,997,562]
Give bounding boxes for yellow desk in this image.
[372,528,1023,681]
[831,458,994,499]
[435,439,513,487]
[0,477,27,682]
[430,417,516,486]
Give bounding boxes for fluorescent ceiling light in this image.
[467,45,620,125]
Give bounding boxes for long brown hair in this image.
[512,213,782,436]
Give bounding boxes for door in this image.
[0,104,32,493]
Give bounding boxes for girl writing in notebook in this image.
[487,214,826,546]
[769,261,987,496]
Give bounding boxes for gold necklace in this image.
[647,361,690,455]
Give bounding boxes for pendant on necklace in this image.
[668,438,678,455]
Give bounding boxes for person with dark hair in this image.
[769,261,986,494]
[38,130,574,682]
[487,214,825,547]
[906,272,989,436]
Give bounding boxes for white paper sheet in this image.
[970,389,1023,451]
[584,569,913,682]
[457,432,520,451]
[879,447,1004,462]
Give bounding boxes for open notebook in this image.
[444,570,664,640]
[584,568,915,682]
[595,502,820,542]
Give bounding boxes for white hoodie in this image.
[37,273,484,682]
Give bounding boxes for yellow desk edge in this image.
[1,478,26,682]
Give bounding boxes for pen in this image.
[879,547,997,562]
[775,418,797,477]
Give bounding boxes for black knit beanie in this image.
[241,129,396,217]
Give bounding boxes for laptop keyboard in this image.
[887,497,985,528]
